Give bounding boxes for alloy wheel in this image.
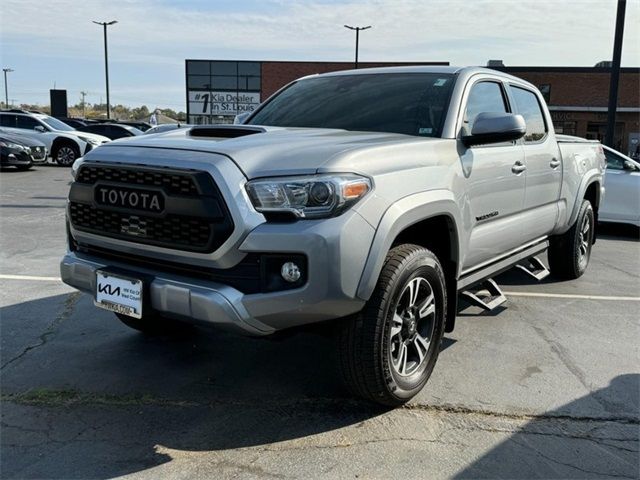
[390,276,436,377]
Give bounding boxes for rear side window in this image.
[16,115,41,130]
[509,86,547,142]
[0,114,16,127]
[604,149,625,170]
[463,82,508,135]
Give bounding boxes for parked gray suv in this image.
[61,66,605,405]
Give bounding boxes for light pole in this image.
[92,20,117,119]
[3,68,13,109]
[605,0,626,149]
[344,25,371,69]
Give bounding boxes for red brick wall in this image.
[504,71,639,108]
[260,61,447,100]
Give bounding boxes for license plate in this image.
[95,271,143,319]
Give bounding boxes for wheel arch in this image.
[356,190,463,332]
[51,136,81,155]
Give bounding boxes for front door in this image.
[460,79,526,270]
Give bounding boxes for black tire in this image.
[115,312,188,335]
[53,142,80,166]
[337,244,447,406]
[548,199,594,280]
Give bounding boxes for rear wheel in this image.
[115,312,188,335]
[53,142,80,166]
[548,199,594,279]
[337,244,447,406]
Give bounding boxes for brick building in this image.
[185,60,640,156]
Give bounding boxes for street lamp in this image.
[93,20,117,119]
[344,25,371,69]
[2,68,14,109]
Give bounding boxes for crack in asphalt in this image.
[3,388,639,429]
[0,292,80,371]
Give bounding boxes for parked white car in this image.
[0,110,110,166]
[600,145,640,227]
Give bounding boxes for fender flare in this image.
[356,189,464,301]
[567,170,603,228]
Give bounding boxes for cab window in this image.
[0,114,16,127]
[463,82,508,135]
[16,115,41,130]
[509,86,547,143]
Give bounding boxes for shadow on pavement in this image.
[3,293,637,479]
[455,374,640,479]
[0,293,391,478]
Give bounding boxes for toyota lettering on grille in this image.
[95,185,165,213]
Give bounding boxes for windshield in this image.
[40,116,76,131]
[248,73,455,137]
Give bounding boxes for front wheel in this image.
[548,199,594,279]
[53,143,80,166]
[337,244,447,406]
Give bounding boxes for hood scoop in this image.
[188,125,266,139]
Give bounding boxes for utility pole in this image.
[344,25,371,69]
[3,68,14,108]
[605,0,626,149]
[80,91,88,117]
[92,20,117,119]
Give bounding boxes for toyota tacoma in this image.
[61,66,605,405]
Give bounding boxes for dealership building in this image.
[185,59,640,157]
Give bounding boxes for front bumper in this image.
[61,251,274,335]
[61,209,373,335]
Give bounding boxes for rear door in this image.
[460,78,527,270]
[508,85,561,239]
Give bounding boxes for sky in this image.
[1,0,639,110]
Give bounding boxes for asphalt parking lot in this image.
[1,165,639,479]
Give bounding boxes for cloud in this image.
[2,0,638,107]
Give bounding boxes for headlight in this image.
[246,174,371,219]
[0,141,25,150]
[78,136,99,145]
[71,157,84,179]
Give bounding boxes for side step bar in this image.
[458,239,549,290]
[460,279,506,311]
[516,256,550,281]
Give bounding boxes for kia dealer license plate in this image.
[95,271,143,319]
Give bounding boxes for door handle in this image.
[512,161,527,174]
[550,158,561,168]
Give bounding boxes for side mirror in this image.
[233,112,251,125]
[624,160,639,171]
[462,112,526,147]
[34,125,47,133]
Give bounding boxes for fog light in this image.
[281,262,301,283]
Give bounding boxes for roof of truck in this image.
[305,65,534,88]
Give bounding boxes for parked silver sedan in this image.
[600,145,640,226]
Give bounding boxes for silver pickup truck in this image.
[61,66,605,405]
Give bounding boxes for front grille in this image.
[30,146,46,160]
[69,164,234,253]
[69,203,212,250]
[76,164,199,196]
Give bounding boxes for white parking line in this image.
[503,291,640,302]
[0,274,62,282]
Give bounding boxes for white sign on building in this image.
[188,91,261,116]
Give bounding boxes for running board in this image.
[460,279,507,311]
[516,256,550,281]
[458,239,549,290]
